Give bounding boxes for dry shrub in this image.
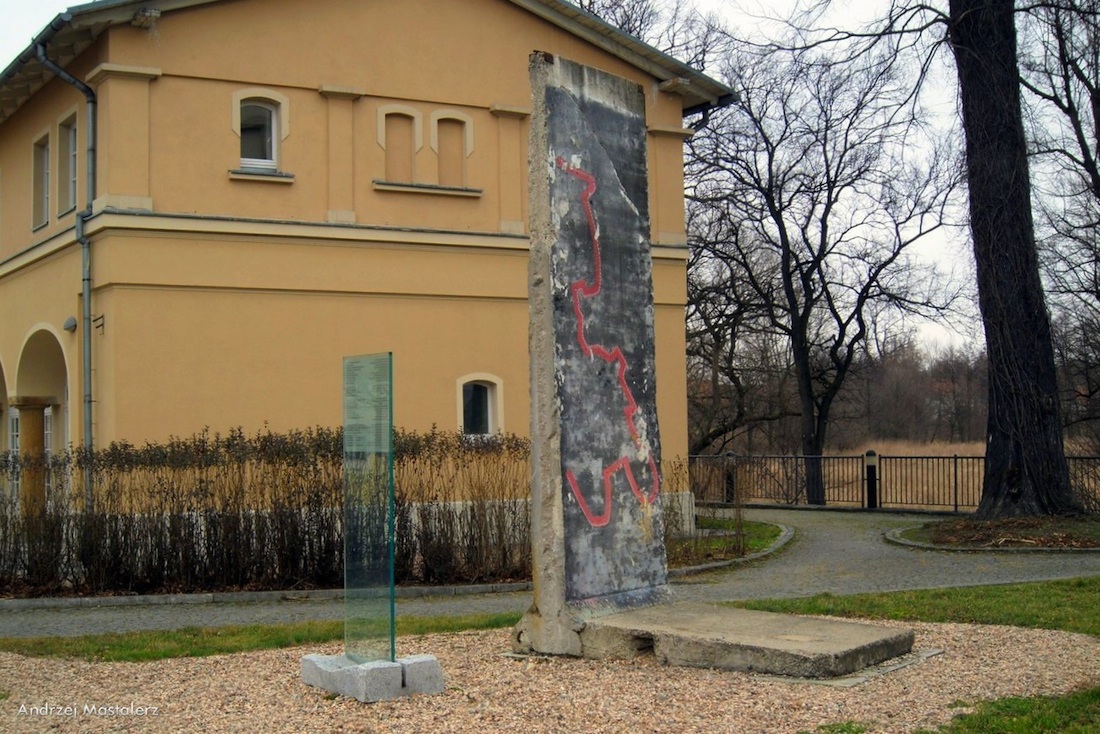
[0,427,534,597]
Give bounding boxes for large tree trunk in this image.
[949,0,1083,518]
[792,336,828,505]
[800,418,827,505]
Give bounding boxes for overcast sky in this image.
[0,2,63,67]
[0,1,890,71]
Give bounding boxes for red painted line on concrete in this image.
[556,157,659,528]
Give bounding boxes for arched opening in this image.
[14,330,69,515]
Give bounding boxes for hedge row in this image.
[0,427,530,596]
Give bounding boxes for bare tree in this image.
[687,43,956,503]
[686,201,798,454]
[576,0,662,39]
[576,0,730,69]
[774,0,1087,517]
[1019,1,1100,446]
[927,344,988,443]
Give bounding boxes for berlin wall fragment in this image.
[515,53,668,657]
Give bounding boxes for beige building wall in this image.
[0,0,700,463]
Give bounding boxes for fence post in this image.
[953,454,959,513]
[723,452,736,504]
[865,450,879,509]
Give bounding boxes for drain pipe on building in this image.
[35,39,97,509]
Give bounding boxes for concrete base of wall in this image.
[300,653,444,702]
[579,602,914,678]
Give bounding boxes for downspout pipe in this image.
[35,41,97,509]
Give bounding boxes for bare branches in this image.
[575,0,732,69]
[686,38,958,480]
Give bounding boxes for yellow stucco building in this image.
[0,0,732,474]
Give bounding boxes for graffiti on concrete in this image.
[544,64,668,606]
[555,157,660,529]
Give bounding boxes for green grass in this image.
[913,687,1100,733]
[668,519,782,566]
[696,518,783,554]
[728,576,1100,637]
[796,723,869,734]
[0,612,520,663]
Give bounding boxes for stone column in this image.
[11,397,51,518]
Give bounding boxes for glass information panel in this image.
[343,353,395,663]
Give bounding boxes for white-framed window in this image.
[232,89,290,174]
[32,135,50,228]
[58,116,78,213]
[457,374,503,436]
[6,408,17,453]
[240,101,277,170]
[43,407,52,456]
[7,407,19,496]
[44,407,52,494]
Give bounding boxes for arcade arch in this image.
[12,329,69,514]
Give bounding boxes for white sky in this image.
[0,0,870,69]
[0,2,65,69]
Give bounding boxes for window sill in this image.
[372,180,482,197]
[229,169,295,183]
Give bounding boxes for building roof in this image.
[0,0,735,126]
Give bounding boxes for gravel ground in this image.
[2,620,1097,734]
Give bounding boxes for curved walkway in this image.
[2,508,1098,639]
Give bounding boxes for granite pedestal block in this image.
[300,653,444,702]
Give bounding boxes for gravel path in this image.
[2,508,1099,733]
[2,623,1097,733]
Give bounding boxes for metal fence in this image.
[689,453,1100,513]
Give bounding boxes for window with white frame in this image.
[32,135,50,228]
[58,116,78,213]
[7,408,18,495]
[43,407,53,494]
[231,89,290,176]
[6,409,16,453]
[240,100,277,170]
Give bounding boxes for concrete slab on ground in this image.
[579,602,914,678]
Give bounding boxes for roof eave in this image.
[1,0,736,126]
[509,0,735,116]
